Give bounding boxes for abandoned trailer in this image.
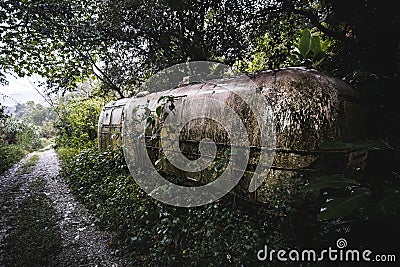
[98,68,367,205]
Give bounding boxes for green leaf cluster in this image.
[0,144,26,175]
[288,28,331,69]
[0,116,42,150]
[54,97,104,149]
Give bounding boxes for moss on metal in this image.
[99,68,367,209]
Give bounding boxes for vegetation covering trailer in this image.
[99,68,367,205]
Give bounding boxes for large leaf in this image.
[310,35,322,54]
[319,188,371,220]
[298,29,311,57]
[301,174,360,192]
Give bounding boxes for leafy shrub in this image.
[288,28,331,68]
[0,144,26,175]
[54,97,104,149]
[302,172,400,221]
[300,141,400,221]
[16,123,43,150]
[236,28,332,72]
[0,113,31,174]
[59,148,296,265]
[57,147,81,166]
[0,102,8,120]
[1,116,42,150]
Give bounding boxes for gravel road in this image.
[0,149,127,267]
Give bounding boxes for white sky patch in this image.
[0,74,48,107]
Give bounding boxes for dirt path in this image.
[0,149,127,267]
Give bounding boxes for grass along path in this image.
[17,153,39,175]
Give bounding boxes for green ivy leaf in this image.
[298,29,311,57]
[310,35,322,54]
[301,174,360,192]
[320,39,331,52]
[319,188,371,220]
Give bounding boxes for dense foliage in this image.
[1,0,300,95]
[1,117,41,147]
[0,144,26,175]
[54,97,104,149]
[0,109,42,174]
[2,1,398,96]
[1,100,55,145]
[59,147,299,265]
[2,0,398,150]
[0,101,56,174]
[13,101,56,137]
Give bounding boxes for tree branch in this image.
[276,0,353,44]
[27,78,62,120]
[22,5,126,99]
[292,8,352,44]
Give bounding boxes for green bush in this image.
[1,116,42,150]
[0,144,26,175]
[54,97,104,149]
[57,147,81,166]
[59,147,296,265]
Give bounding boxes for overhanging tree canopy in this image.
[0,0,398,98]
